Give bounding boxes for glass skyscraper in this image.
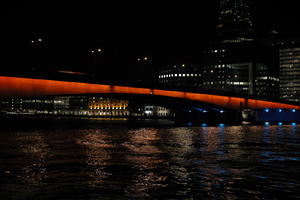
[279,39,300,102]
[217,0,254,42]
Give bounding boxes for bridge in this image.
[1,76,300,112]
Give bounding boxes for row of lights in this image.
[265,122,297,126]
[264,108,297,112]
[188,122,298,127]
[159,74,201,78]
[187,123,226,127]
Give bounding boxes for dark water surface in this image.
[1,121,300,199]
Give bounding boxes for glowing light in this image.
[37,38,42,42]
[264,122,270,126]
[265,109,269,112]
[220,110,224,113]
[218,124,225,127]
[291,122,297,126]
[278,109,282,112]
[188,122,192,126]
[203,110,208,113]
[278,122,283,126]
[201,123,208,127]
[292,109,296,112]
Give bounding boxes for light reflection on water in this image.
[0,124,300,199]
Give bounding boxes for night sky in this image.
[1,0,300,82]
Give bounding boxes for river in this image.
[0,120,299,199]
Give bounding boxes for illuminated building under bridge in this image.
[0,96,173,118]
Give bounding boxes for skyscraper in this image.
[217,0,254,43]
[157,0,279,100]
[279,39,300,102]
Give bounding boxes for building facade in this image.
[279,39,300,102]
[0,96,173,118]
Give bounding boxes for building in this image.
[217,0,254,43]
[279,39,300,102]
[0,96,173,118]
[157,0,280,99]
[158,64,203,89]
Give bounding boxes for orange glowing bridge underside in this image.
[1,76,299,111]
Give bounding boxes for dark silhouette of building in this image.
[157,0,279,100]
[217,0,254,43]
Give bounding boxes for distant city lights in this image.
[91,48,102,54]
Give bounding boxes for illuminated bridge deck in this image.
[1,76,299,111]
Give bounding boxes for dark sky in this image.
[1,0,300,79]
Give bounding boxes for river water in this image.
[0,121,300,199]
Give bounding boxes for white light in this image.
[38,38,42,42]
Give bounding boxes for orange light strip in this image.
[1,76,299,111]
